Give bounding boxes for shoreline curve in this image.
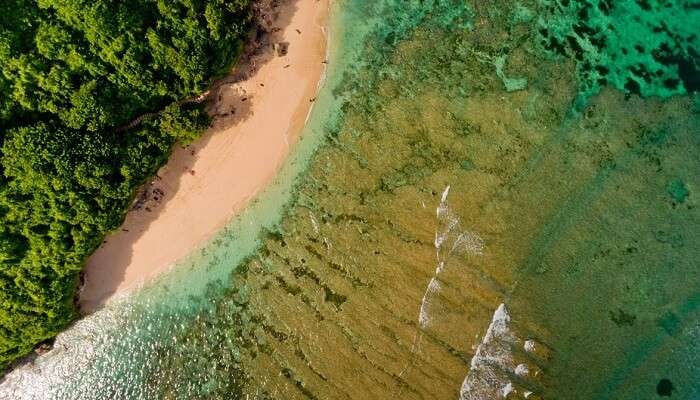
[79,0,330,313]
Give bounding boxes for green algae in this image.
[3,1,698,399]
[139,1,699,398]
[536,0,700,99]
[139,0,699,398]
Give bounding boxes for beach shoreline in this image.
[79,0,330,313]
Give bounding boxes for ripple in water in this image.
[1,290,253,400]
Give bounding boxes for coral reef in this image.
[536,0,700,98]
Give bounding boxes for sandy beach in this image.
[79,0,329,313]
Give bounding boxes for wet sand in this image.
[79,0,330,313]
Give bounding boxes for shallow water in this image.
[1,0,698,399]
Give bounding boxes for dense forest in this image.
[0,0,251,370]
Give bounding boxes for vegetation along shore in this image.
[80,0,329,314]
[0,0,255,370]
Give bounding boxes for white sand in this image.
[80,0,329,313]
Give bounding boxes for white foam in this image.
[0,301,137,400]
[459,304,543,400]
[501,382,514,397]
[515,363,529,377]
[418,278,441,328]
[459,303,514,399]
[434,217,458,251]
[439,185,451,211]
[451,231,485,256]
[309,211,320,234]
[407,186,488,381]
[420,186,485,327]
[524,339,536,353]
[483,304,510,344]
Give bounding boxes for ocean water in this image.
[1,0,698,399]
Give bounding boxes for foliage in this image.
[159,104,211,145]
[0,0,251,370]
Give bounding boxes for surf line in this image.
[397,185,485,387]
[458,303,550,400]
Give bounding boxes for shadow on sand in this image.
[78,0,303,314]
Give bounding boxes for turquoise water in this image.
[1,0,699,399]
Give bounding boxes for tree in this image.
[0,0,251,371]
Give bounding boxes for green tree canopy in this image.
[0,0,251,370]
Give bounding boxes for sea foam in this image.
[459,303,545,400]
[419,185,484,328]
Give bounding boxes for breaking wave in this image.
[459,303,549,400]
[419,185,484,328]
